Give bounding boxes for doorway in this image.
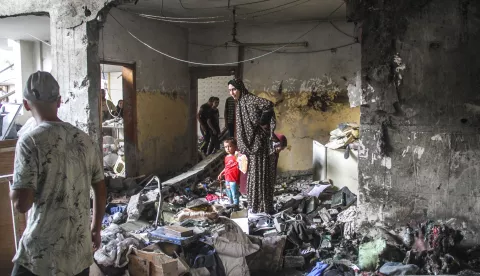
[100,61,137,177]
[189,66,236,161]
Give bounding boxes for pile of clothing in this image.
[94,171,480,276]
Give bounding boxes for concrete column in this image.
[49,15,102,146]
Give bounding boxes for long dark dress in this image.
[230,79,276,214]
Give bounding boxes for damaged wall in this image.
[358,0,480,242]
[189,22,361,173]
[0,0,137,148]
[101,8,191,176]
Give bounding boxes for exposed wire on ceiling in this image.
[248,0,312,19]
[122,0,341,24]
[119,8,226,20]
[25,33,51,47]
[184,1,348,48]
[329,21,356,39]
[107,2,350,65]
[248,41,358,54]
[238,0,307,18]
[178,0,270,10]
[137,14,229,23]
[109,8,329,66]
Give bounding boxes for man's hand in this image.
[217,173,223,181]
[91,228,101,252]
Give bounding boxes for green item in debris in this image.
[359,239,387,271]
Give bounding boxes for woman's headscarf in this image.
[229,79,276,155]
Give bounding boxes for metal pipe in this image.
[0,174,14,179]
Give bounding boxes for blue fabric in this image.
[307,262,329,276]
[109,206,126,214]
[225,181,240,205]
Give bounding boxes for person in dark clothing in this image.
[115,100,124,118]
[228,79,276,214]
[224,96,236,138]
[207,97,221,155]
[198,97,216,155]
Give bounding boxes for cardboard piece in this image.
[128,248,178,276]
[231,209,249,234]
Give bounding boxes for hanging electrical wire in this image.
[248,0,311,19]
[248,41,358,54]
[329,21,356,39]
[185,2,349,49]
[138,14,229,23]
[109,8,327,66]
[26,33,51,47]
[238,0,306,17]
[120,0,341,25]
[118,8,226,20]
[108,2,349,65]
[178,0,270,10]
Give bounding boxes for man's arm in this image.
[198,106,208,131]
[91,180,106,251]
[90,143,106,251]
[10,135,38,213]
[207,118,217,135]
[10,188,34,213]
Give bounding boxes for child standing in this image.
[217,138,240,207]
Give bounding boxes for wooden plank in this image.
[0,139,26,275]
[0,179,15,274]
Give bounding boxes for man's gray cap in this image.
[23,71,60,102]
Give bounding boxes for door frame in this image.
[100,60,138,177]
[189,66,237,163]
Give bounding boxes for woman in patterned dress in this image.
[228,79,277,214]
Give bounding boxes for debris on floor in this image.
[325,123,359,150]
[91,167,480,276]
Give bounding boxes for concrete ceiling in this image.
[120,0,346,24]
[0,15,50,48]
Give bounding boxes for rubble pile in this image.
[325,123,359,150]
[103,135,125,175]
[91,170,480,276]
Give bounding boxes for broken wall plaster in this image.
[187,20,361,173]
[255,85,360,173]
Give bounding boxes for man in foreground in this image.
[9,71,106,276]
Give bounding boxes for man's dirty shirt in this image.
[11,121,104,276]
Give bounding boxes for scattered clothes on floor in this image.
[378,262,419,275]
[307,262,329,276]
[93,171,480,276]
[94,224,144,268]
[206,193,220,202]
